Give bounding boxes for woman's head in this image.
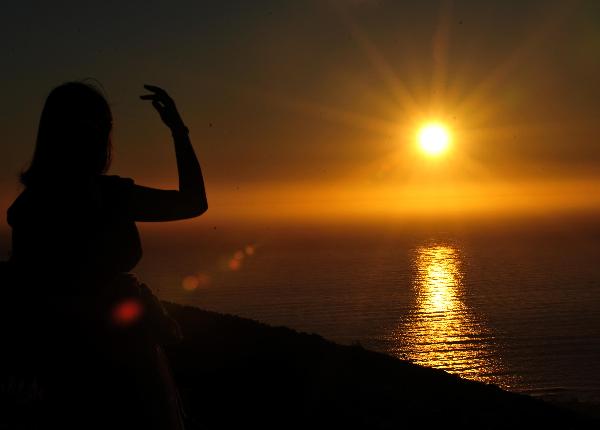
[21,81,113,186]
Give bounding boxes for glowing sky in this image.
[2,0,600,228]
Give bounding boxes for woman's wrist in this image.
[170,124,189,137]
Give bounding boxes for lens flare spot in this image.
[112,299,143,326]
[228,258,241,271]
[183,273,211,291]
[182,275,200,291]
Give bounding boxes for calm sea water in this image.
[133,220,600,403]
[5,219,600,402]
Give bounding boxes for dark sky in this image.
[2,0,600,225]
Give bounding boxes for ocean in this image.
[2,218,599,403]
[134,218,600,404]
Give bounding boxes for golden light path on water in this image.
[389,245,506,386]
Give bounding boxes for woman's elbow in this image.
[188,198,208,217]
[195,202,208,217]
[177,190,207,218]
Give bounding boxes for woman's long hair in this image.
[21,81,113,187]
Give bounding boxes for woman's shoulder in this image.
[99,175,135,189]
[98,175,137,215]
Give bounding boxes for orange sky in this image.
[2,0,600,231]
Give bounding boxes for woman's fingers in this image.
[139,85,184,129]
[142,84,171,97]
[143,85,171,100]
[151,100,164,112]
[140,94,166,106]
[143,84,166,93]
[139,93,165,106]
[140,93,169,101]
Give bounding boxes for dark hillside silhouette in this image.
[2,293,596,429]
[162,302,598,430]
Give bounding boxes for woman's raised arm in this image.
[131,85,207,222]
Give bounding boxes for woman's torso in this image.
[7,175,141,292]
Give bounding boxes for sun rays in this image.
[249,0,578,150]
[220,0,595,220]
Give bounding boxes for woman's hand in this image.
[140,85,187,133]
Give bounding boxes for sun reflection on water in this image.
[390,245,505,385]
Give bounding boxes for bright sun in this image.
[418,123,451,156]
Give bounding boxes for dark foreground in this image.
[163,302,598,429]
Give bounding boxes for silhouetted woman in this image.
[5,82,207,429]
